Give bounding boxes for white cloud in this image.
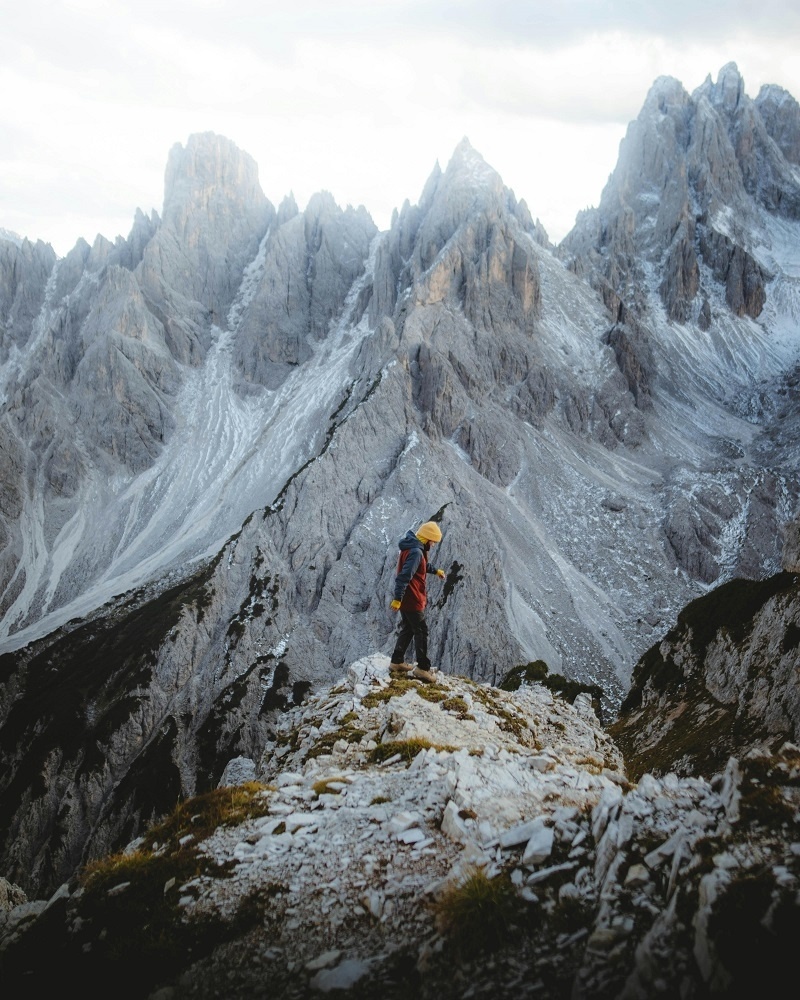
[2,3,800,256]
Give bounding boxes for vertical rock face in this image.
[0,133,280,637]
[233,192,377,390]
[366,137,561,480]
[756,84,800,166]
[0,237,57,359]
[138,132,275,362]
[700,66,800,219]
[70,267,180,471]
[560,62,797,336]
[114,207,160,272]
[610,573,800,779]
[370,140,541,333]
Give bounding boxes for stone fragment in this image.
[624,863,650,888]
[388,811,421,834]
[397,827,426,844]
[522,821,555,866]
[441,800,472,844]
[500,817,544,848]
[310,958,371,992]
[305,949,342,971]
[218,756,257,787]
[276,772,305,788]
[284,813,319,833]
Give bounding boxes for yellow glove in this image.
[436,569,446,579]
[390,599,401,611]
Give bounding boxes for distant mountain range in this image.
[0,61,799,928]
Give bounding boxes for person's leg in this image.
[407,611,431,671]
[391,612,415,666]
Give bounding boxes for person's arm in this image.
[393,549,422,601]
[427,563,446,578]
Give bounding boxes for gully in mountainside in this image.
[389,521,446,684]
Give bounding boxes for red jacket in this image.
[393,531,435,611]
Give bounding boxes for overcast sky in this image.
[3,1,800,257]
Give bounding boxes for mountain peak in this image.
[453,135,477,156]
[700,61,746,112]
[448,135,489,170]
[642,74,689,115]
[0,228,24,247]
[163,132,265,221]
[442,136,502,195]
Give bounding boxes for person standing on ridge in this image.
[389,520,446,684]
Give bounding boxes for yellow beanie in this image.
[416,521,442,543]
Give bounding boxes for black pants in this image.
[391,610,431,670]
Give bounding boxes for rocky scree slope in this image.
[1,652,798,1000]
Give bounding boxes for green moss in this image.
[305,725,366,760]
[679,573,799,659]
[611,679,795,782]
[500,660,550,691]
[415,684,448,703]
[141,781,274,849]
[500,660,604,719]
[432,866,533,956]
[469,686,532,739]
[0,782,281,998]
[368,738,457,764]
[79,793,278,995]
[272,729,297,749]
[622,575,800,721]
[442,696,471,717]
[312,777,350,796]
[361,677,415,707]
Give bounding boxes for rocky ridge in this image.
[1,653,798,999]
[609,572,800,781]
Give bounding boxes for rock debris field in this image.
[84,652,796,999]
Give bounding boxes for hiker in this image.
[389,520,446,684]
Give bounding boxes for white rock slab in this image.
[310,958,371,992]
[500,817,544,849]
[522,822,555,866]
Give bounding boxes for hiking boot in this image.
[390,661,414,674]
[410,667,435,684]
